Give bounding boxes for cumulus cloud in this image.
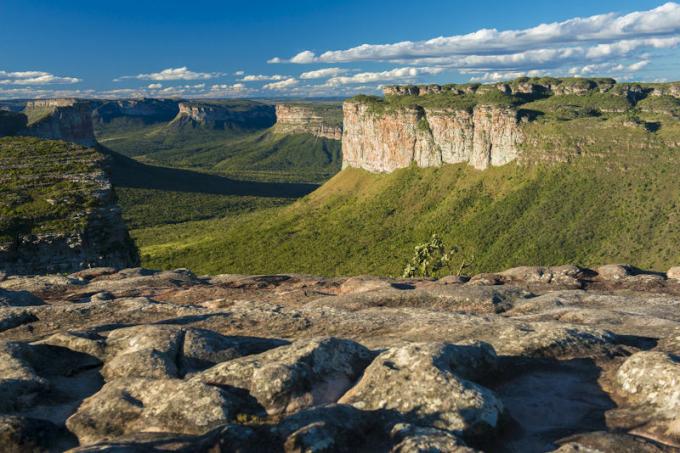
[269,3,680,79]
[148,83,162,89]
[326,67,445,86]
[0,70,81,85]
[263,78,298,90]
[299,67,347,79]
[115,66,223,81]
[241,74,287,82]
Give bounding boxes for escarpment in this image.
[170,101,275,130]
[0,137,139,274]
[93,98,179,125]
[344,77,680,173]
[342,100,524,172]
[20,99,97,147]
[274,103,343,140]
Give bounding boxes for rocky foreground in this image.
[1,264,680,452]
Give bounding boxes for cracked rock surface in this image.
[1,264,680,451]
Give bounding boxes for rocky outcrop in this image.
[342,101,524,171]
[1,264,680,450]
[20,99,97,147]
[171,101,275,130]
[0,137,139,275]
[274,104,343,140]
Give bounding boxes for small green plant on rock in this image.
[402,234,456,278]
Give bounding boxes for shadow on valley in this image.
[101,146,319,199]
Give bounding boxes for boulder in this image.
[102,325,183,380]
[180,329,287,376]
[0,342,49,411]
[338,276,393,294]
[0,288,45,307]
[596,264,634,281]
[338,342,503,438]
[0,310,38,333]
[195,337,373,415]
[276,404,374,452]
[389,423,477,453]
[0,415,77,453]
[615,351,680,414]
[35,332,107,360]
[668,267,680,281]
[66,378,242,445]
[551,431,665,452]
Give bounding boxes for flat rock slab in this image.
[0,265,677,450]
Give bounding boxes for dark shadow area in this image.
[488,357,616,453]
[99,145,319,199]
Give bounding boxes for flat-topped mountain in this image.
[345,77,680,172]
[170,100,276,130]
[0,137,138,274]
[92,98,179,126]
[20,99,98,147]
[274,103,343,140]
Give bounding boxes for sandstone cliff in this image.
[93,98,179,125]
[20,99,97,147]
[170,101,275,130]
[345,77,680,173]
[274,104,343,140]
[0,137,138,274]
[342,101,524,172]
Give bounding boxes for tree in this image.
[402,234,456,278]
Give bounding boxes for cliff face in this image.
[171,101,275,130]
[93,99,179,125]
[21,99,97,147]
[342,102,524,172]
[0,137,139,275]
[274,104,343,140]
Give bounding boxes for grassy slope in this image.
[97,118,342,183]
[104,149,318,230]
[133,110,680,276]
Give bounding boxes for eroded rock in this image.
[339,342,503,438]
[196,337,373,415]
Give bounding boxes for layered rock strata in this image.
[21,99,97,147]
[274,104,343,140]
[342,101,524,171]
[171,101,276,130]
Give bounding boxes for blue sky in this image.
[1,0,679,98]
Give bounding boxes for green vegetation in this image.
[402,234,458,278]
[0,137,104,243]
[105,149,318,229]
[23,107,56,126]
[97,120,341,184]
[353,90,522,115]
[132,110,680,276]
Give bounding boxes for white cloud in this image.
[263,78,299,90]
[0,70,81,85]
[278,3,680,64]
[241,74,287,82]
[268,3,680,81]
[299,67,347,79]
[326,67,445,86]
[290,50,317,64]
[115,66,223,81]
[148,83,162,89]
[234,70,245,76]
